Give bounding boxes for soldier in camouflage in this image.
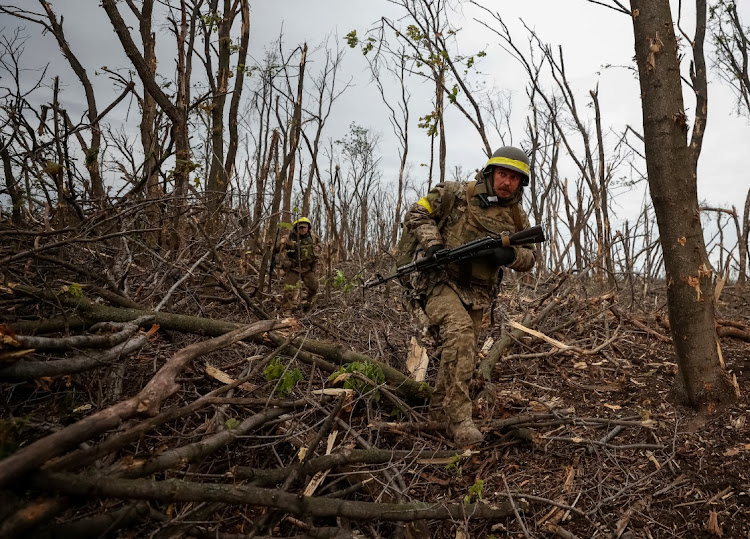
[278,217,322,314]
[404,146,537,447]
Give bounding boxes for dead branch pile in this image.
[1,218,749,538]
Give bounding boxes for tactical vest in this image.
[395,180,524,286]
[285,233,317,270]
[441,181,524,285]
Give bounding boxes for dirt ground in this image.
[1,262,749,538]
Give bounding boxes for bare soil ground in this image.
[1,253,749,538]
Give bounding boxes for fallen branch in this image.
[0,334,149,381]
[9,284,428,401]
[124,404,296,478]
[0,319,287,488]
[610,305,671,343]
[232,447,473,485]
[37,472,519,522]
[45,340,307,473]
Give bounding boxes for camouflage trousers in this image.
[281,269,319,311]
[424,283,483,424]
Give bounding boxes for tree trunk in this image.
[738,188,750,289]
[205,0,234,218]
[137,0,164,248]
[1,145,23,224]
[630,0,736,406]
[39,0,105,201]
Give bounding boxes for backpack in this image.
[393,185,459,276]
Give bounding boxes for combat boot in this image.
[449,419,483,447]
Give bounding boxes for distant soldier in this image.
[278,217,321,314]
[404,146,538,447]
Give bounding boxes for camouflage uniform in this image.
[279,220,321,312]
[404,175,536,442]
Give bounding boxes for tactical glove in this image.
[424,244,444,259]
[477,246,516,266]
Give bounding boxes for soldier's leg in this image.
[281,270,301,312]
[424,285,482,445]
[301,269,319,310]
[470,308,483,342]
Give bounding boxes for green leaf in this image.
[264,357,303,397]
[345,30,359,48]
[329,361,385,400]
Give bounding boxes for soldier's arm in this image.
[404,183,449,250]
[509,209,537,273]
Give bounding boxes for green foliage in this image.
[463,479,484,505]
[264,357,303,397]
[345,30,359,48]
[418,111,438,137]
[331,270,360,292]
[225,418,240,430]
[405,24,424,43]
[201,12,222,32]
[329,361,385,400]
[445,454,463,478]
[362,37,376,55]
[69,283,84,297]
[237,63,257,77]
[284,281,303,292]
[447,84,460,104]
[58,283,83,298]
[333,269,347,288]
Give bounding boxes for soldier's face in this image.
[493,167,522,199]
[297,224,309,235]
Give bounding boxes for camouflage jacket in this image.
[280,231,321,272]
[404,180,537,306]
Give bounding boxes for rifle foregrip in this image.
[509,225,546,245]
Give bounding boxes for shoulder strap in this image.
[435,185,458,231]
[511,204,524,231]
[464,180,495,234]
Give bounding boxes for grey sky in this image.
[2,0,748,239]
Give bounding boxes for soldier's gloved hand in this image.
[477,246,516,266]
[424,244,444,259]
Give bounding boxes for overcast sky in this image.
[2,0,749,240]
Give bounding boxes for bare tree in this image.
[473,7,622,284]
[629,0,736,406]
[200,0,250,218]
[710,0,750,117]
[349,33,412,250]
[102,0,194,249]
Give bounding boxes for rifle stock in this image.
[363,224,546,289]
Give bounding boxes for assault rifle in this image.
[363,225,546,289]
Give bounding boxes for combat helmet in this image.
[293,217,311,228]
[481,146,530,186]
